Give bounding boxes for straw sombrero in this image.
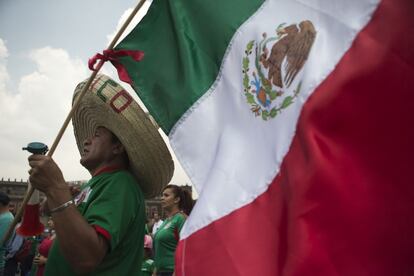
[72,74,174,198]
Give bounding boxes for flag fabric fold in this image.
[114,0,414,275]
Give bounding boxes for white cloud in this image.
[106,0,153,47]
[0,44,91,182]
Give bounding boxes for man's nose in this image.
[83,137,92,146]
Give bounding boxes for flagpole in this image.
[1,0,148,245]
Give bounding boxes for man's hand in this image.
[69,185,81,197]
[28,154,72,210]
[28,155,67,195]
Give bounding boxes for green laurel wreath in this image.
[242,35,302,121]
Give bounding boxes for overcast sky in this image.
[0,0,192,188]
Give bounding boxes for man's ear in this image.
[113,143,126,155]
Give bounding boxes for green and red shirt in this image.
[45,170,145,276]
[153,213,186,272]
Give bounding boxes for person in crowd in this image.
[4,221,38,276]
[151,212,163,237]
[0,192,14,275]
[145,217,151,235]
[153,185,194,276]
[33,217,56,276]
[141,234,155,276]
[19,235,39,276]
[27,74,173,275]
[3,225,23,276]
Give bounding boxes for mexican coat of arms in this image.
[242,20,316,120]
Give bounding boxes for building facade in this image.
[0,178,32,214]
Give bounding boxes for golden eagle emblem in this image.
[242,20,316,120]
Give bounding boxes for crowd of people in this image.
[0,187,194,276]
[0,75,194,276]
[0,192,54,276]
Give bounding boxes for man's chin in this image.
[80,159,96,175]
[80,157,90,168]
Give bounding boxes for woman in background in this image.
[33,217,55,276]
[153,185,194,276]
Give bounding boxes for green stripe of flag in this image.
[115,0,264,133]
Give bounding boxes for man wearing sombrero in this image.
[27,75,174,275]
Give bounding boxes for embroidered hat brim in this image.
[72,74,174,198]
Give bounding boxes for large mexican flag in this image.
[114,0,414,274]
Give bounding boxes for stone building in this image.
[0,178,87,214]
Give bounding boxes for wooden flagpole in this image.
[2,0,148,245]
